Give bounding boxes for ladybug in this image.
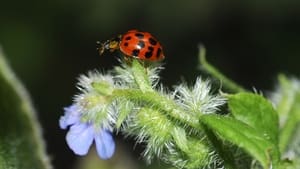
[97,30,164,61]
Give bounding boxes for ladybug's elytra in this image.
[97,30,164,61]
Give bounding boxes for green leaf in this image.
[201,114,276,169]
[0,49,51,169]
[228,92,279,145]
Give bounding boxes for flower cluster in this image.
[59,60,225,168]
[59,72,118,159]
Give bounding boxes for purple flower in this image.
[59,105,81,129]
[59,105,115,159]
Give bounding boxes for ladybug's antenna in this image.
[96,35,121,56]
[96,41,100,50]
[96,41,105,56]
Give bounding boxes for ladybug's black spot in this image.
[125,36,131,41]
[149,38,157,45]
[135,33,144,39]
[156,48,162,58]
[124,42,129,47]
[148,46,154,51]
[145,51,153,58]
[145,46,154,58]
[132,49,140,56]
[137,41,145,49]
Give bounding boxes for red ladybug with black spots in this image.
[97,30,164,61]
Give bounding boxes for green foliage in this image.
[199,52,300,169]
[2,42,300,169]
[228,93,279,145]
[201,113,276,169]
[69,59,226,168]
[60,55,300,169]
[0,49,51,169]
[271,75,300,158]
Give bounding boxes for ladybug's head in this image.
[96,35,121,56]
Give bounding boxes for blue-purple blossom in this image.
[59,104,115,159]
[59,105,81,129]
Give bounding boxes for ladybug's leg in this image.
[122,56,133,65]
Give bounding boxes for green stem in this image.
[275,74,300,154]
[112,89,199,129]
[131,59,153,92]
[275,74,294,116]
[202,125,237,169]
[198,45,246,93]
[279,100,300,153]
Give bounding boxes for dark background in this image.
[1,0,300,168]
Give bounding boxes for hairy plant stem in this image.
[112,89,199,129]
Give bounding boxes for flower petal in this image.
[66,123,94,155]
[94,130,115,159]
[59,104,81,129]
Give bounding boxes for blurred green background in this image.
[1,0,300,168]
